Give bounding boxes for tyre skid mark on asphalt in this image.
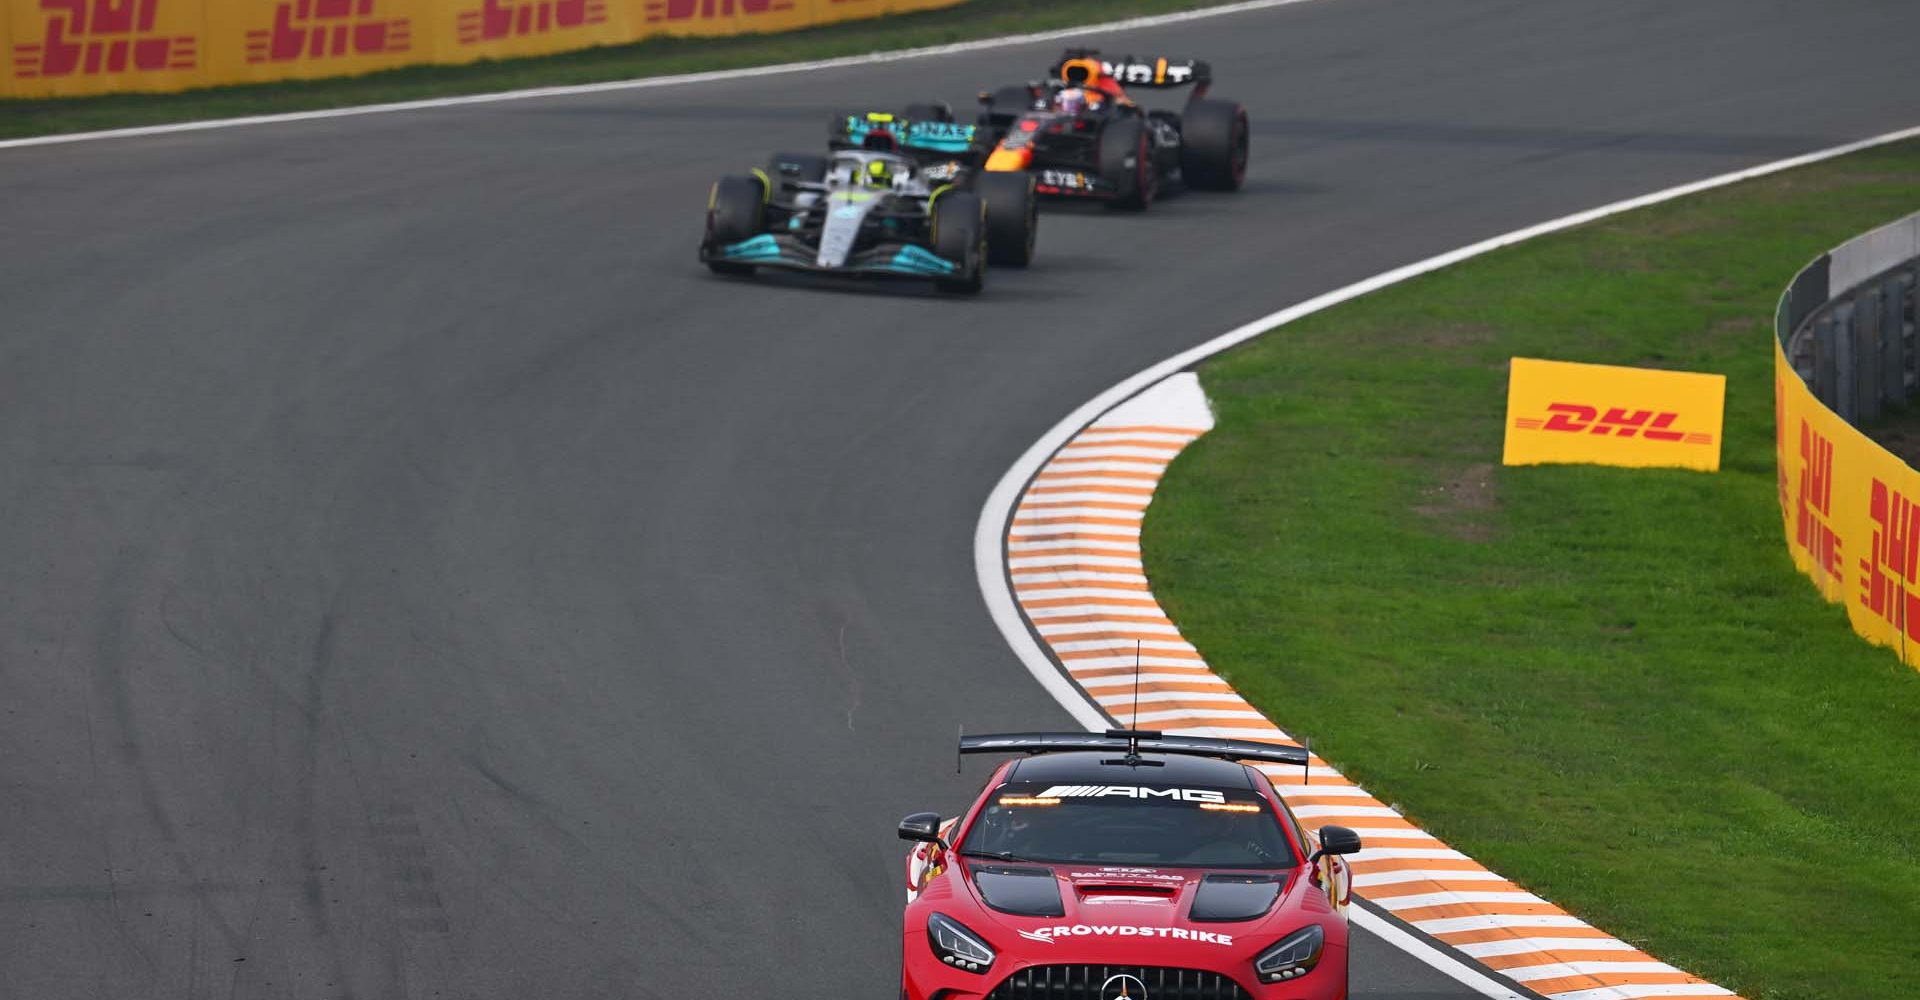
[1004,372,1740,1000]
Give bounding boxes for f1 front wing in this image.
[702,233,962,278]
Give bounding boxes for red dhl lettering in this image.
[1774,376,1791,516]
[1861,478,1920,640]
[1799,421,1835,517]
[458,0,608,42]
[1796,421,1842,579]
[1511,402,1714,445]
[246,0,409,63]
[12,0,195,78]
[643,0,796,23]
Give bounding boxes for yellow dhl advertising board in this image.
[1775,338,1920,670]
[3,0,962,98]
[1503,357,1727,472]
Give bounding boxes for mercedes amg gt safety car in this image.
[975,49,1250,210]
[700,146,989,294]
[899,731,1362,1000]
[829,106,1039,268]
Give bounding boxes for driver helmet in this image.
[1056,87,1088,116]
[864,158,894,189]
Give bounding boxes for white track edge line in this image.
[0,0,1327,151]
[1353,907,1532,1000]
[973,121,1920,998]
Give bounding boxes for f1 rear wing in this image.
[960,730,1307,767]
[1052,48,1213,92]
[831,112,980,158]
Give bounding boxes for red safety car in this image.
[899,731,1362,1000]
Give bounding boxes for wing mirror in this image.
[1308,825,1362,864]
[898,811,948,849]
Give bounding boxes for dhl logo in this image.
[457,0,607,43]
[643,0,796,23]
[1775,375,1791,517]
[11,0,195,79]
[1511,403,1714,445]
[246,0,410,64]
[1797,421,1842,579]
[1861,477,1920,640]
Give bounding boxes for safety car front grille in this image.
[986,965,1253,1000]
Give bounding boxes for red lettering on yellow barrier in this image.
[1861,478,1920,640]
[1796,421,1843,580]
[245,0,410,64]
[643,0,795,24]
[11,0,196,78]
[457,0,607,43]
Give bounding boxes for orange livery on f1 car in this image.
[900,731,1361,1000]
[972,49,1250,210]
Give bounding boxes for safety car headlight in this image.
[1253,925,1323,983]
[926,912,995,973]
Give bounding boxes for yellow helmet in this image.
[865,158,894,189]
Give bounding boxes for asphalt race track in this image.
[2,1,1916,997]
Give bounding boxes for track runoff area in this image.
[977,125,1920,1000]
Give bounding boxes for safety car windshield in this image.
[960,782,1294,869]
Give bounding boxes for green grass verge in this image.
[1141,142,1920,1000]
[0,0,1243,140]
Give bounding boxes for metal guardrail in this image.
[1778,212,1920,425]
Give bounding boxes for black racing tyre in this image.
[766,151,829,190]
[978,84,1038,126]
[931,191,985,294]
[705,173,766,277]
[902,101,954,123]
[974,170,1038,268]
[1180,98,1250,191]
[1099,117,1155,211]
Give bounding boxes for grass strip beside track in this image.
[0,0,1252,140]
[1141,141,1920,1000]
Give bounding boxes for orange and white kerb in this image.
[1007,373,1744,1000]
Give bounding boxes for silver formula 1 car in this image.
[700,146,991,294]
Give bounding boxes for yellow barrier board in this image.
[1775,339,1920,669]
[3,0,963,97]
[1503,357,1726,472]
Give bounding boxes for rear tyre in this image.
[975,171,1037,268]
[1099,117,1155,211]
[931,191,985,294]
[978,84,1039,127]
[902,101,954,123]
[705,173,766,277]
[1180,98,1250,191]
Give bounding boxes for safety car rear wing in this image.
[960,730,1308,767]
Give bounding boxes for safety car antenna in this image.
[1130,639,1143,733]
[956,722,964,774]
[1303,736,1311,786]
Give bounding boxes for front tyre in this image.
[705,173,766,277]
[931,191,985,294]
[974,171,1037,268]
[1180,98,1250,191]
